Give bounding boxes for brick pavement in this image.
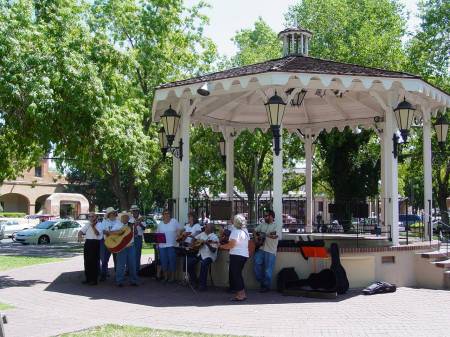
[1,255,450,337]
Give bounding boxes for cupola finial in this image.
[278,27,313,57]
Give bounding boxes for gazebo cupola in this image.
[278,27,313,56]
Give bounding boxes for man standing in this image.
[253,210,282,292]
[98,207,120,281]
[78,212,101,285]
[129,205,145,274]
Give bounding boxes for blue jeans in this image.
[159,247,176,272]
[116,245,138,285]
[134,236,143,274]
[253,249,276,289]
[187,256,212,289]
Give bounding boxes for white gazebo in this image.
[152,27,450,245]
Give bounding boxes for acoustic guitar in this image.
[105,226,133,253]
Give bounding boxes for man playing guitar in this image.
[187,222,219,291]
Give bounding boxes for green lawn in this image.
[61,325,242,337]
[0,302,14,310]
[0,256,62,271]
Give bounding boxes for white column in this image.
[379,133,386,231]
[382,102,399,245]
[423,109,433,240]
[171,134,180,219]
[305,134,314,233]
[273,130,283,227]
[178,108,190,226]
[225,132,235,200]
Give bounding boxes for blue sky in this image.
[185,0,420,57]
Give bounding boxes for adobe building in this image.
[0,159,67,215]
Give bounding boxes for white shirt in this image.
[130,215,145,236]
[111,221,134,245]
[80,222,102,240]
[157,218,181,248]
[195,232,219,261]
[255,221,282,255]
[184,223,202,245]
[99,218,122,233]
[229,227,249,258]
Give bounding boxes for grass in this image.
[61,324,243,337]
[0,302,14,310]
[0,256,62,271]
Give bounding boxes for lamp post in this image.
[160,106,183,160]
[392,98,415,158]
[434,113,449,152]
[218,134,226,163]
[265,91,287,156]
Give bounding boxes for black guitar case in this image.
[329,243,349,294]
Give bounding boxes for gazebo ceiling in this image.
[152,54,450,134]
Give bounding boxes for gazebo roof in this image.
[158,55,418,90]
[152,54,450,133]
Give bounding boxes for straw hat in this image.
[105,207,118,215]
[129,204,140,211]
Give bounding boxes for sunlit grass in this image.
[0,256,62,271]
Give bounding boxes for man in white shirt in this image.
[77,212,101,285]
[129,205,145,274]
[104,212,139,287]
[187,223,219,291]
[98,207,121,281]
[253,210,282,292]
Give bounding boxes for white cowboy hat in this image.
[105,207,118,215]
[129,204,140,211]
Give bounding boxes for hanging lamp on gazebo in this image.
[434,113,449,151]
[265,91,287,156]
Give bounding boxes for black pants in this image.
[84,239,100,283]
[229,254,248,292]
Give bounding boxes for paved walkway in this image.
[1,255,450,337]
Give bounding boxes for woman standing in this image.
[157,209,181,283]
[78,212,101,285]
[220,214,249,301]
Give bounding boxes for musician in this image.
[157,209,181,283]
[182,212,202,246]
[187,223,219,291]
[77,212,101,285]
[253,210,282,293]
[98,207,121,281]
[104,212,139,287]
[129,205,145,274]
[198,210,210,227]
[220,214,249,301]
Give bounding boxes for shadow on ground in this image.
[0,242,83,258]
[44,269,362,308]
[0,275,50,289]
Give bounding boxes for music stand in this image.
[143,233,166,278]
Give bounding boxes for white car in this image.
[15,220,82,245]
[0,221,5,240]
[1,218,39,239]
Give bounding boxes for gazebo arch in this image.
[152,27,450,245]
[43,193,89,217]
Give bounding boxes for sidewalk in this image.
[1,255,450,337]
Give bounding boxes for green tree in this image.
[404,0,450,225]
[286,0,408,226]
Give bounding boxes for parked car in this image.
[15,220,82,245]
[1,218,40,239]
[0,221,5,240]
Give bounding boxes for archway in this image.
[0,193,30,214]
[35,194,51,214]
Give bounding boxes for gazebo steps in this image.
[431,259,450,268]
[420,251,448,259]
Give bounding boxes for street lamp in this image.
[265,91,287,156]
[434,113,449,151]
[160,106,183,160]
[218,134,226,163]
[158,127,168,157]
[392,98,415,158]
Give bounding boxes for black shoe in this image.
[259,287,270,293]
[89,281,98,286]
[117,283,124,288]
[130,283,139,287]
[81,280,89,285]
[99,276,106,282]
[198,286,207,292]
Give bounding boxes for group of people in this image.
[78,205,145,287]
[79,206,283,302]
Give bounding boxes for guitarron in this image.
[105,226,133,253]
